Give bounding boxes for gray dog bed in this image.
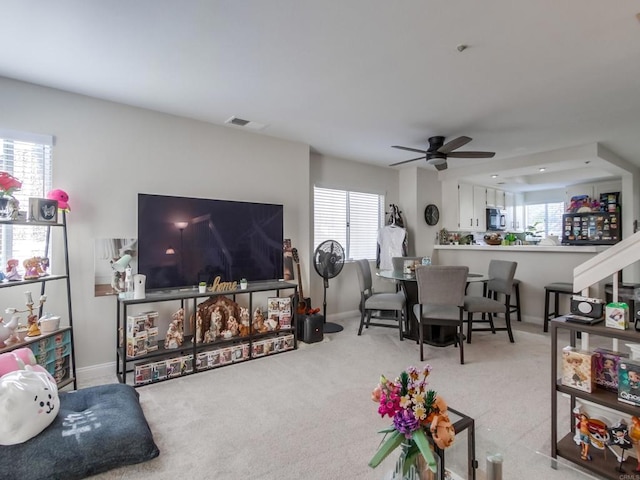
[0,383,159,480]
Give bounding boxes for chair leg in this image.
[488,313,496,333]
[506,305,515,343]
[366,310,372,328]
[458,310,464,364]
[466,311,473,344]
[358,308,366,335]
[398,309,404,341]
[543,288,551,333]
[419,320,424,361]
[515,283,522,322]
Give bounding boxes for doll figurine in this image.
[629,416,640,471]
[578,413,592,461]
[5,259,21,281]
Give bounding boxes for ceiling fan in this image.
[390,135,495,171]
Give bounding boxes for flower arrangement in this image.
[369,365,455,476]
[0,172,22,197]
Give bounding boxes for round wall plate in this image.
[424,204,439,225]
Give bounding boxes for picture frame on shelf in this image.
[28,197,58,223]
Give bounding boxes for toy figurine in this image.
[608,420,633,472]
[629,416,640,472]
[164,308,184,349]
[0,315,19,346]
[46,189,70,211]
[578,413,593,461]
[252,307,268,333]
[5,259,21,281]
[23,258,40,280]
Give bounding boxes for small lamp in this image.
[111,254,132,272]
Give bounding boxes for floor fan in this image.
[313,240,345,333]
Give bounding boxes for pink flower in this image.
[0,172,22,196]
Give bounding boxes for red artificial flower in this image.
[0,172,22,196]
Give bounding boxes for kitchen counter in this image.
[433,244,607,327]
[434,244,609,253]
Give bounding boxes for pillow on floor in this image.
[0,383,160,480]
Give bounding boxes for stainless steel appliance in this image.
[486,208,506,231]
[562,212,621,245]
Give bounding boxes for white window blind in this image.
[0,131,54,264]
[525,202,564,237]
[314,186,382,260]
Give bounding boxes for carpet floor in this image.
[85,317,605,479]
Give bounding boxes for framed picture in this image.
[28,197,58,223]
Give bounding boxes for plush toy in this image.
[46,189,70,212]
[0,348,59,445]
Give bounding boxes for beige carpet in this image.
[86,317,603,480]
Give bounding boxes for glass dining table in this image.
[377,268,489,346]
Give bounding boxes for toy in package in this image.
[562,346,595,393]
[593,348,628,392]
[618,360,640,406]
[606,302,629,330]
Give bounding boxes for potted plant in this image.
[198,282,207,293]
[525,221,543,244]
[239,278,248,290]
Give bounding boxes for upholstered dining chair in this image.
[355,259,406,340]
[463,260,517,344]
[413,265,469,364]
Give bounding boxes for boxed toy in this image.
[618,360,640,406]
[606,302,629,330]
[126,314,149,357]
[561,346,595,393]
[593,348,628,392]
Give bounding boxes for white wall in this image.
[310,153,400,316]
[0,77,313,369]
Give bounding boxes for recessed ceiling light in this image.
[539,168,546,172]
[491,174,498,178]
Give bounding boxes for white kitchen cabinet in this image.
[485,188,496,207]
[495,190,505,210]
[504,191,515,230]
[458,183,488,231]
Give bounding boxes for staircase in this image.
[573,230,640,298]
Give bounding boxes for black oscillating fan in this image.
[313,240,345,333]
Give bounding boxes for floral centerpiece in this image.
[369,365,455,477]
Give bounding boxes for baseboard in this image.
[76,361,117,384]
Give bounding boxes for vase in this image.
[387,442,439,480]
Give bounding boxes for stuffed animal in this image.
[0,348,59,445]
[46,189,70,211]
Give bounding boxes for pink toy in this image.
[46,189,70,211]
[0,348,41,377]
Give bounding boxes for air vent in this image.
[224,116,267,130]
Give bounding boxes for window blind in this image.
[0,132,54,263]
[314,186,382,260]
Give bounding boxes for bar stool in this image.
[483,278,522,323]
[544,282,575,332]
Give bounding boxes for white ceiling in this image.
[2,1,640,191]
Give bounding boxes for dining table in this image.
[377,268,489,346]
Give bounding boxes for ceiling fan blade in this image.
[438,136,472,154]
[389,156,426,166]
[392,145,429,154]
[434,162,448,171]
[447,151,496,158]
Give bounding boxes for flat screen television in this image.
[138,194,284,290]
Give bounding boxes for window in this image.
[524,202,564,237]
[313,186,383,260]
[0,129,54,264]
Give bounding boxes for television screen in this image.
[138,194,284,290]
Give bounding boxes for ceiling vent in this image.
[225,116,267,130]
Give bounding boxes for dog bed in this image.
[0,383,159,480]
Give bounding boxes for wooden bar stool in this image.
[544,282,575,332]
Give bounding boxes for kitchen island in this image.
[433,244,609,329]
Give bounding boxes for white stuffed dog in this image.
[0,348,59,445]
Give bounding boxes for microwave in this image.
[486,208,506,231]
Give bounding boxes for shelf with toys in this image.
[115,280,298,386]
[0,210,76,390]
[551,316,640,479]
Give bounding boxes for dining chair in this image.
[413,265,469,364]
[463,260,517,344]
[355,259,406,340]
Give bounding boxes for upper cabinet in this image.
[458,183,486,231]
[484,187,505,209]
